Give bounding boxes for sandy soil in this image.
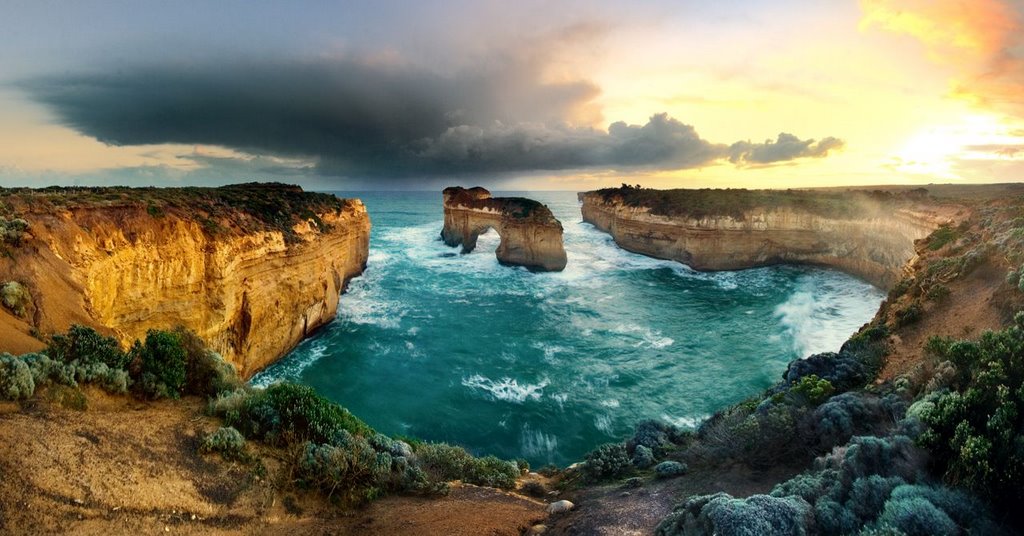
[0,390,547,535]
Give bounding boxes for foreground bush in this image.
[582,443,631,482]
[415,442,519,489]
[657,433,1003,536]
[918,315,1024,526]
[200,426,247,460]
[0,353,34,400]
[214,383,374,445]
[0,281,32,317]
[133,329,188,399]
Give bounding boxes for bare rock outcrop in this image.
[0,183,370,378]
[441,187,567,272]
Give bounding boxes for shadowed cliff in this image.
[0,183,370,378]
[441,186,567,272]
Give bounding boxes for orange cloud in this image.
[860,0,1024,115]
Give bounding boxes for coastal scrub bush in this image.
[174,327,242,397]
[414,442,519,489]
[0,216,29,246]
[582,443,631,481]
[655,493,814,536]
[632,445,655,468]
[295,439,389,503]
[200,426,246,460]
[47,324,129,370]
[0,281,31,317]
[926,225,958,251]
[894,305,922,328]
[654,460,687,478]
[917,316,1024,524]
[217,383,373,446]
[789,374,835,405]
[132,329,187,399]
[807,392,886,450]
[0,353,34,400]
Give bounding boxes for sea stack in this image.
[441,186,568,272]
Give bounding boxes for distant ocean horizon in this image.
[253,191,884,466]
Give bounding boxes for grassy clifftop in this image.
[591,184,931,220]
[0,182,350,241]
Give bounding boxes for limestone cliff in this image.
[441,187,567,271]
[580,187,964,288]
[0,183,370,378]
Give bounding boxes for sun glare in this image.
[892,114,1024,178]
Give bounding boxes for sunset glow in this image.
[0,0,1022,189]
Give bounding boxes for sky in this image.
[1,0,1023,191]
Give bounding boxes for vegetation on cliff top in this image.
[641,200,1024,535]
[443,186,554,221]
[0,323,523,506]
[593,184,929,220]
[0,182,349,242]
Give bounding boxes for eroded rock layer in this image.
[0,183,370,378]
[580,187,964,288]
[441,187,567,271]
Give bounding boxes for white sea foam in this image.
[612,324,674,349]
[461,374,550,403]
[551,392,569,409]
[531,342,570,363]
[250,340,329,388]
[521,425,559,459]
[775,271,884,358]
[594,414,614,435]
[661,413,708,429]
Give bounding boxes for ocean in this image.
[252,191,883,466]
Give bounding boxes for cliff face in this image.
[580,189,963,288]
[0,184,370,378]
[441,187,567,271]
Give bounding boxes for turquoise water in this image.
[252,191,883,466]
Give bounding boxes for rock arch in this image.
[441,187,568,272]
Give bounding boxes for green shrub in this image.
[216,383,373,446]
[0,353,35,400]
[655,493,814,536]
[654,460,687,478]
[925,285,950,302]
[894,305,922,328]
[200,426,246,460]
[790,374,835,405]
[917,317,1024,523]
[0,281,31,317]
[414,442,519,489]
[0,216,29,246]
[132,330,187,399]
[926,225,958,251]
[874,497,957,536]
[174,327,242,397]
[582,443,631,482]
[47,325,129,370]
[632,445,655,468]
[295,439,389,503]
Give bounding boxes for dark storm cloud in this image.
[22,58,843,179]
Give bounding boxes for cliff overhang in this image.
[441,186,568,272]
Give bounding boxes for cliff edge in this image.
[0,183,370,378]
[579,186,964,288]
[441,187,567,272]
